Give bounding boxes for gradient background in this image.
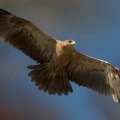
[0,0,120,120]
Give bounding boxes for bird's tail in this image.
[27,63,73,95]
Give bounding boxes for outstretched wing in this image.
[0,8,58,63]
[67,50,120,102]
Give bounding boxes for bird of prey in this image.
[0,8,120,103]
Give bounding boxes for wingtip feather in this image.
[112,92,120,103]
[0,8,10,15]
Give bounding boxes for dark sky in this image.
[0,1,120,120]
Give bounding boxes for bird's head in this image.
[58,40,76,50]
[63,40,76,46]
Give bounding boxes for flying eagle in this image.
[0,8,120,103]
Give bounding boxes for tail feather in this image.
[28,63,49,76]
[56,76,63,96]
[44,73,73,95]
[31,67,48,82]
[27,65,41,69]
[27,63,73,96]
[27,64,48,69]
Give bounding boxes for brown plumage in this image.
[0,8,120,103]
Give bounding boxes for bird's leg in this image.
[49,72,56,79]
[49,64,67,80]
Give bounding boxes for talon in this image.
[50,72,56,79]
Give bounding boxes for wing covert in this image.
[67,50,120,102]
[0,8,58,63]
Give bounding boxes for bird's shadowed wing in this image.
[0,8,57,63]
[67,50,120,102]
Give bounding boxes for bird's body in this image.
[0,8,120,103]
[48,41,75,78]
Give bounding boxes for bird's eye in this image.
[69,40,72,43]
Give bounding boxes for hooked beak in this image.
[72,41,76,45]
